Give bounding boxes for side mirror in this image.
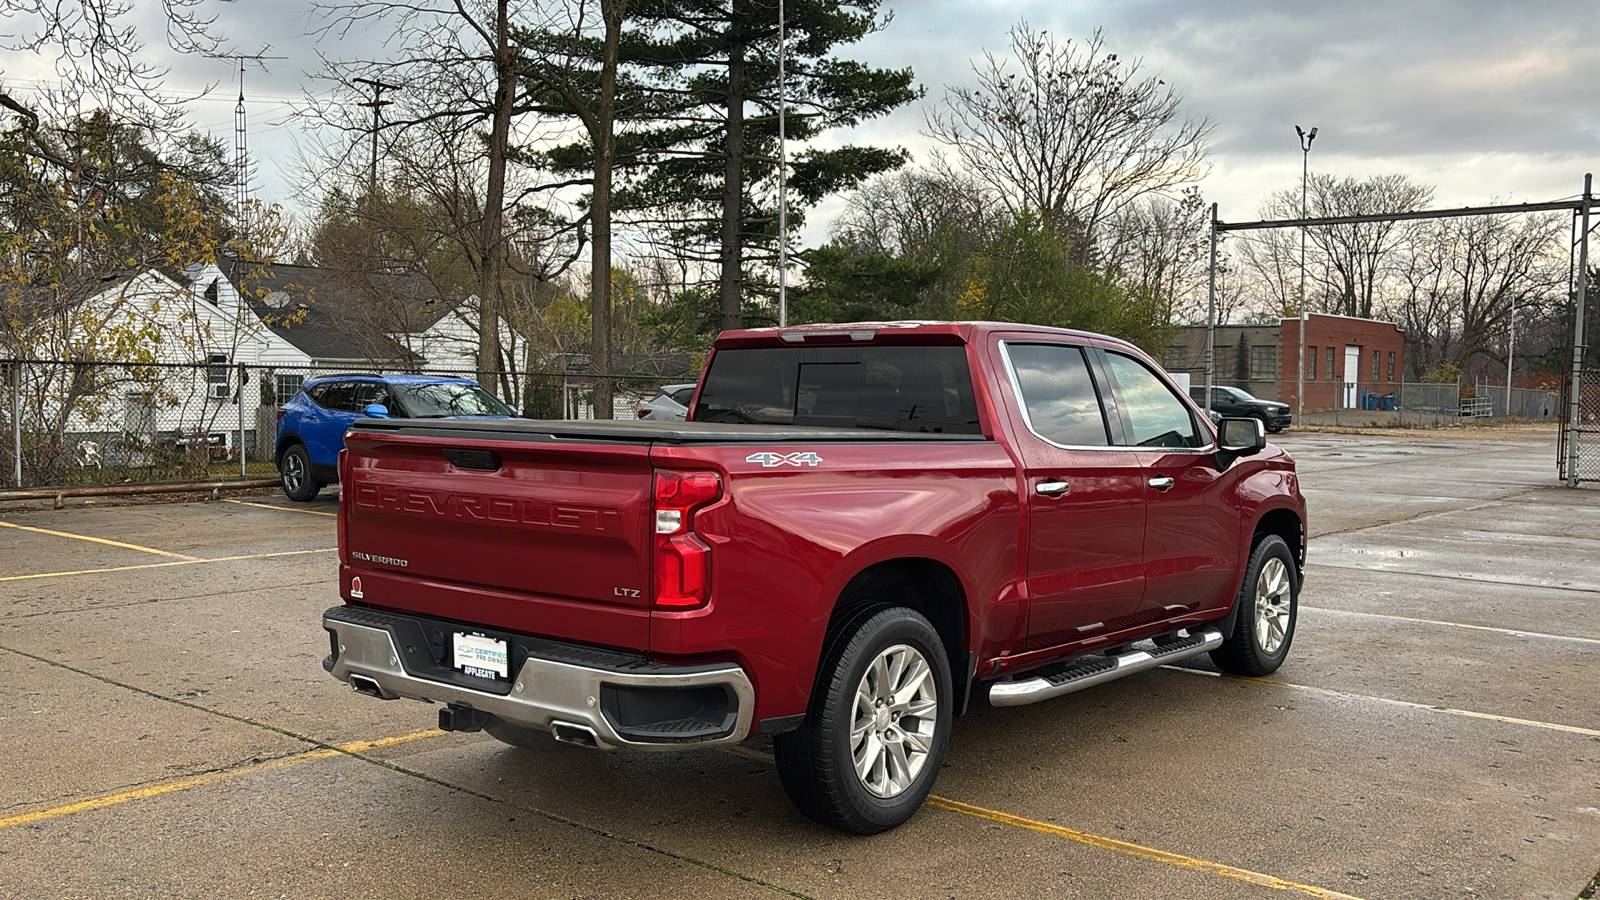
[1214,416,1266,469]
[1218,417,1266,454]
[362,403,390,418]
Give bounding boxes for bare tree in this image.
[1100,187,1210,324]
[1394,213,1566,377]
[831,162,995,263]
[519,0,630,418]
[306,0,533,393]
[1256,173,1433,319]
[924,23,1210,249]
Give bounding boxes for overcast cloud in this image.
[10,0,1599,239]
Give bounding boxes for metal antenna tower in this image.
[208,52,286,234]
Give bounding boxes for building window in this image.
[274,374,304,406]
[1372,350,1380,380]
[1307,346,1317,380]
[1326,347,1336,381]
[1163,345,1187,370]
[1249,345,1277,381]
[208,354,229,398]
[1388,351,1396,382]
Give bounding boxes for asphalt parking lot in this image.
[2,429,1597,900]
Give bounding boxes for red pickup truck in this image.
[323,321,1305,833]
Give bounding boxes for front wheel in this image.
[1210,534,1299,676]
[774,606,952,834]
[279,443,321,502]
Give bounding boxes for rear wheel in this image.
[774,606,952,834]
[1210,534,1298,676]
[279,443,321,502]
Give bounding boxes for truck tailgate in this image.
[340,429,654,651]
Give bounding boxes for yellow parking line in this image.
[1303,606,1600,646]
[1164,667,1600,738]
[719,745,1360,898]
[0,728,443,831]
[0,520,200,561]
[223,499,337,517]
[925,795,1367,900]
[0,548,337,582]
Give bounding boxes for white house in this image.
[10,257,527,467]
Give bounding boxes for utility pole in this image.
[1568,173,1591,488]
[1295,124,1317,421]
[1205,203,1218,421]
[355,77,400,199]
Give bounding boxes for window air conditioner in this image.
[209,383,232,400]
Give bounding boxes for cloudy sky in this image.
[10,0,1600,242]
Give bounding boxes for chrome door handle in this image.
[1148,475,1175,491]
[1035,480,1071,497]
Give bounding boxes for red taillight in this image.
[636,408,650,418]
[276,408,286,421]
[653,470,721,609]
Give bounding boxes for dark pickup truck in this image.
[323,321,1306,833]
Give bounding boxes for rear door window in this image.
[695,345,980,433]
[1003,343,1110,447]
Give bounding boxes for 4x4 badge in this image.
[747,451,823,467]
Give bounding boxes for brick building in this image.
[1166,313,1405,411]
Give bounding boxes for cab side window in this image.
[1006,343,1110,447]
[1105,353,1203,449]
[313,381,358,412]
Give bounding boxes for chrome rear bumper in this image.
[323,607,755,751]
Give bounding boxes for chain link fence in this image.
[1,360,694,491]
[1557,369,1600,484]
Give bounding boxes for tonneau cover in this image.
[350,417,990,444]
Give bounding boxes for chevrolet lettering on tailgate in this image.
[354,484,622,533]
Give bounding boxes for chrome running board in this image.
[988,629,1224,707]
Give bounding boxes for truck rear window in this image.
[694,345,981,433]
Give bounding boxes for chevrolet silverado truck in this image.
[323,321,1306,834]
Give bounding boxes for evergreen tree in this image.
[527,0,919,335]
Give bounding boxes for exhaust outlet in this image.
[550,721,599,748]
[349,674,385,698]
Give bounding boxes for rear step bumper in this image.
[988,630,1224,707]
[322,606,755,751]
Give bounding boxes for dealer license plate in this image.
[452,632,508,680]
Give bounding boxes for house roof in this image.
[218,258,459,363]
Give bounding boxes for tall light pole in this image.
[1295,124,1317,420]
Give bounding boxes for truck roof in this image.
[713,320,1141,352]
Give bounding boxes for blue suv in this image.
[275,373,514,501]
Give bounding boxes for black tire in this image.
[774,606,953,834]
[279,443,321,502]
[1210,534,1299,676]
[483,717,564,751]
